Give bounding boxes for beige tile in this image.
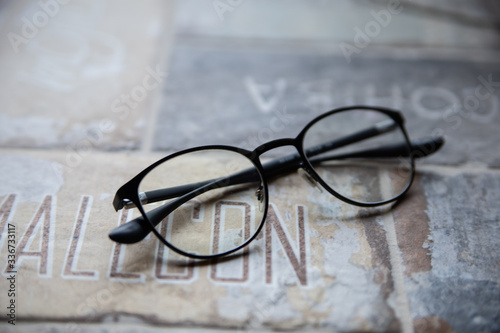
[0,0,175,150]
[0,149,402,331]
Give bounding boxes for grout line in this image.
[2,146,500,173]
[140,82,163,154]
[174,34,500,65]
[379,171,413,333]
[416,163,499,174]
[383,212,414,333]
[140,0,177,154]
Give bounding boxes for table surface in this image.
[0,1,499,332]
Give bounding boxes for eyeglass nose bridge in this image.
[252,137,298,157]
[251,137,324,192]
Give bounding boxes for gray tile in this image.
[154,43,500,166]
[174,0,500,49]
[395,170,500,332]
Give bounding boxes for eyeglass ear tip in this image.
[108,230,121,242]
[108,227,134,244]
[412,136,446,158]
[435,135,445,148]
[109,219,150,244]
[108,229,139,244]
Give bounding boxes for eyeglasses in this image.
[109,106,443,259]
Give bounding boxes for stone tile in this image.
[0,155,498,332]
[0,149,410,331]
[0,0,174,150]
[393,168,500,332]
[154,42,500,166]
[1,2,498,332]
[173,0,500,49]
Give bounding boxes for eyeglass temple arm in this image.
[109,121,397,244]
[109,135,444,244]
[109,136,442,244]
[309,136,445,163]
[118,133,443,211]
[260,119,398,179]
[109,177,232,243]
[117,119,399,210]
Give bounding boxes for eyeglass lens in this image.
[303,109,412,204]
[138,149,265,257]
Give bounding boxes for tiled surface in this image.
[154,43,500,166]
[0,0,499,332]
[1,151,498,332]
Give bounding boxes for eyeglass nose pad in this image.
[255,185,265,212]
[297,168,323,193]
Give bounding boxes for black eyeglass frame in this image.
[112,106,420,259]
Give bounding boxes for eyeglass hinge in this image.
[122,192,149,209]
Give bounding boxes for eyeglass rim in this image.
[112,105,415,259]
[136,145,269,259]
[116,146,269,259]
[296,106,415,207]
